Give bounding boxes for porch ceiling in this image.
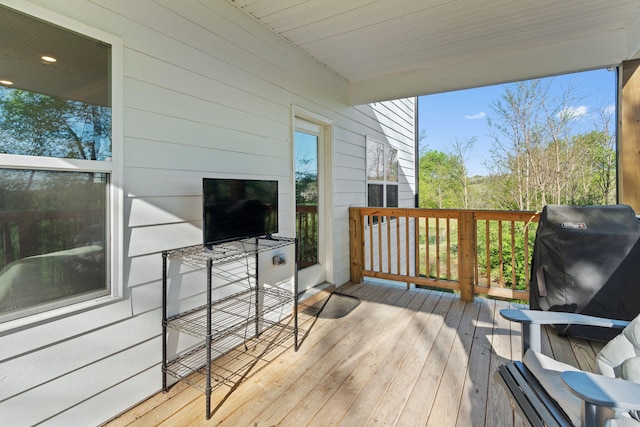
[228,0,640,105]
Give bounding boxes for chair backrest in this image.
[597,314,640,378]
[596,314,640,425]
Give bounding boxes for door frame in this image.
[291,106,334,290]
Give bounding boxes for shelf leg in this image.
[255,237,260,339]
[294,238,299,351]
[206,258,213,420]
[162,252,168,392]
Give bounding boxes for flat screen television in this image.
[203,178,278,247]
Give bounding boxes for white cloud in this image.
[558,105,588,120]
[603,104,615,115]
[464,111,486,120]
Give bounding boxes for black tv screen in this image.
[203,178,278,246]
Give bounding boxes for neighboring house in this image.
[0,1,415,424]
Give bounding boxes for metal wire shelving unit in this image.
[161,236,298,420]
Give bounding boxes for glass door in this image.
[294,118,326,292]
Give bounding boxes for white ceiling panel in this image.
[228,0,640,104]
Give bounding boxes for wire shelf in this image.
[164,320,299,392]
[165,286,294,339]
[163,236,296,266]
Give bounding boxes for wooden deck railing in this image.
[349,207,540,302]
[296,205,318,268]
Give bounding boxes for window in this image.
[0,4,121,325]
[366,138,399,208]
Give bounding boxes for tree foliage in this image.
[0,88,111,161]
[483,79,615,210]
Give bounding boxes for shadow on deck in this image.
[104,281,601,426]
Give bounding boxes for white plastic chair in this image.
[500,309,640,427]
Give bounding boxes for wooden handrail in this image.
[349,207,540,302]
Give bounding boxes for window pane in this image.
[0,5,112,161]
[367,141,384,181]
[295,130,320,268]
[295,131,319,206]
[387,185,399,207]
[0,169,108,320]
[386,147,399,182]
[368,184,383,207]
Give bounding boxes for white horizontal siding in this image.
[18,339,160,426]
[0,309,159,401]
[1,0,416,424]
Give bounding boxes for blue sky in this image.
[417,68,617,176]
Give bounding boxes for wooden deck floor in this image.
[104,281,603,426]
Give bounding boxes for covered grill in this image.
[529,204,640,340]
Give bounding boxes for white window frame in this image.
[0,1,123,331]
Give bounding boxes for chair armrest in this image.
[500,309,629,328]
[500,309,629,354]
[562,371,640,426]
[561,371,640,411]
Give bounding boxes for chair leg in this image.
[583,402,618,427]
[522,323,541,353]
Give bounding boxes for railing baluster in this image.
[511,221,517,287]
[414,215,420,277]
[396,214,401,276]
[435,217,440,279]
[368,214,374,271]
[377,214,382,272]
[446,217,451,280]
[485,220,491,287]
[473,219,479,285]
[498,220,504,287]
[406,215,410,277]
[524,223,531,289]
[425,216,430,277]
[386,214,391,273]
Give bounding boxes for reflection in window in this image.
[386,185,398,207]
[386,147,398,182]
[0,89,112,160]
[0,170,107,317]
[366,139,399,208]
[366,140,384,181]
[368,184,383,207]
[0,5,112,322]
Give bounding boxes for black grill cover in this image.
[530,204,640,341]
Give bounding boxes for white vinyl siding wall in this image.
[0,0,416,424]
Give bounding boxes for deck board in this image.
[104,282,601,427]
[325,289,434,427]
[363,290,449,426]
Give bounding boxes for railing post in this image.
[349,207,364,284]
[458,210,475,302]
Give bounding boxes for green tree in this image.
[419,150,464,208]
[568,130,616,205]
